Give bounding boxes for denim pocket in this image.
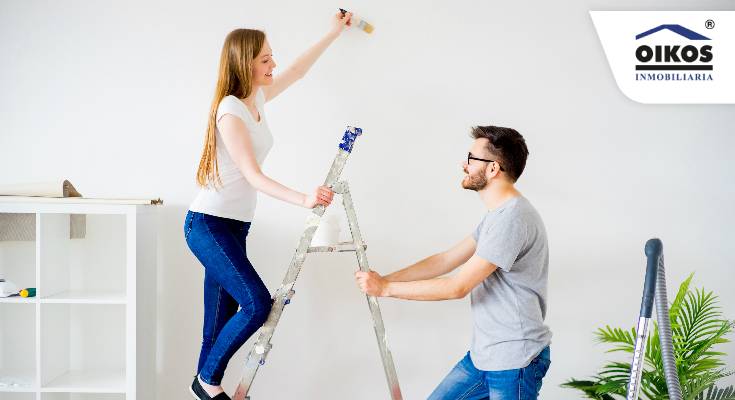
[533,350,551,380]
[184,211,194,240]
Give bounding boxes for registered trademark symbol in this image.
[705,19,715,29]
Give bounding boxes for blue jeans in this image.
[428,347,551,400]
[184,210,273,385]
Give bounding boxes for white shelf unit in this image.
[0,198,158,400]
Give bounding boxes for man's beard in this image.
[462,169,488,191]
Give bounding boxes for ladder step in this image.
[307,241,367,253]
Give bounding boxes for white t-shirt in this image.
[189,89,273,222]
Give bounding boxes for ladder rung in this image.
[307,241,367,253]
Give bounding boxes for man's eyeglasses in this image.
[467,152,504,171]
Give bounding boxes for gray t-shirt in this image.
[470,196,552,371]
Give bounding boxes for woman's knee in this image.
[252,293,273,325]
[239,288,271,325]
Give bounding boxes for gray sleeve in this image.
[472,222,481,242]
[474,214,527,272]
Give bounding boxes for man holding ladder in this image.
[356,125,553,400]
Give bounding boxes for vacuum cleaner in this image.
[626,238,683,400]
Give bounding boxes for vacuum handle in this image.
[639,238,663,318]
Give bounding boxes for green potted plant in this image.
[563,273,734,399]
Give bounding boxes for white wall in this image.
[2,0,734,399]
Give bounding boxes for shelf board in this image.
[0,296,37,304]
[0,371,36,392]
[41,369,126,393]
[0,196,162,205]
[40,290,126,305]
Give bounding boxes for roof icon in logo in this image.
[636,24,710,40]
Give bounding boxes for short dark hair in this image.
[470,125,529,182]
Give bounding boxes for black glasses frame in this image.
[467,152,504,171]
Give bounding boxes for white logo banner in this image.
[590,11,734,103]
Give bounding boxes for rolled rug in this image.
[0,179,86,240]
[0,179,81,197]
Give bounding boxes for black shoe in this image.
[190,376,232,400]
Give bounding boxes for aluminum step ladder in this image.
[233,126,403,400]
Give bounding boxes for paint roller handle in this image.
[639,238,663,318]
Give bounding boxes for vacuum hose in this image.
[654,251,683,400]
[626,238,682,400]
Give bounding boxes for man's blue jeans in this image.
[184,210,273,386]
[428,347,551,400]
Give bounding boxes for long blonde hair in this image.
[196,29,266,189]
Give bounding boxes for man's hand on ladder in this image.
[356,270,388,297]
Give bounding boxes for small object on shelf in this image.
[0,179,85,240]
[0,280,19,297]
[0,179,82,198]
[19,288,36,298]
[0,375,33,389]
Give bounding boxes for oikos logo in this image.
[634,24,714,81]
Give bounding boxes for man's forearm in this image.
[384,253,454,282]
[383,277,464,301]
